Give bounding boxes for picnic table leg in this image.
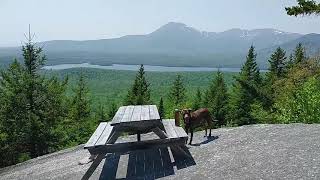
[137,132,141,141]
[81,154,105,180]
[107,130,121,144]
[81,130,121,180]
[151,127,190,157]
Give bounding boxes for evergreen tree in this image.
[69,72,91,143]
[23,40,68,158]
[228,46,261,126]
[263,47,288,107]
[168,74,186,107]
[97,102,106,122]
[70,73,90,121]
[267,47,287,80]
[239,46,261,84]
[286,54,295,71]
[192,88,202,110]
[206,71,228,126]
[286,0,320,16]
[0,37,68,166]
[293,43,306,64]
[125,65,150,105]
[107,102,117,121]
[158,97,165,119]
[202,89,210,107]
[249,48,289,124]
[0,60,29,166]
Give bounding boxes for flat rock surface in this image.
[1,124,320,180]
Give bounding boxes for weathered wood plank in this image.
[149,105,160,120]
[168,119,180,137]
[166,119,176,126]
[94,123,114,146]
[131,105,142,122]
[175,127,188,138]
[167,119,187,138]
[84,122,108,149]
[120,105,135,123]
[111,106,127,125]
[140,105,150,120]
[163,119,188,138]
[162,120,178,138]
[89,137,187,155]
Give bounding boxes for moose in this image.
[181,108,215,145]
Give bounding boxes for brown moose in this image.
[181,108,214,145]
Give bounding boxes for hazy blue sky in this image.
[1,0,320,47]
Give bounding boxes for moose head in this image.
[181,108,192,125]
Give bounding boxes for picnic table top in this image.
[110,105,161,126]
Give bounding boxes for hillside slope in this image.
[1,124,320,180]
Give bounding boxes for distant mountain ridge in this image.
[0,22,319,68]
[37,22,302,54]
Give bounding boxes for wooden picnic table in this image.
[81,105,189,180]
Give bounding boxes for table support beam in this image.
[152,127,168,139]
[151,127,190,157]
[81,154,105,180]
[137,132,141,141]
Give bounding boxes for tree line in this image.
[124,43,320,128]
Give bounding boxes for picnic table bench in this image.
[81,105,189,180]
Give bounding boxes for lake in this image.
[42,63,253,72]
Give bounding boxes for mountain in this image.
[258,33,320,67]
[0,22,318,68]
[261,33,320,54]
[36,22,302,54]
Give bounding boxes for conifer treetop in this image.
[286,0,320,16]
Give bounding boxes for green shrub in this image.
[275,76,320,123]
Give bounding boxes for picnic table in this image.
[81,105,189,180]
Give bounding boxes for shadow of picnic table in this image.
[99,147,196,180]
[189,135,219,147]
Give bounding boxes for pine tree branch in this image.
[286,0,320,16]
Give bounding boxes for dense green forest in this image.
[51,68,236,113]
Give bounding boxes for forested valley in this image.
[0,37,320,168]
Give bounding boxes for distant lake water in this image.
[42,63,267,72]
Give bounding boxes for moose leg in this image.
[207,117,212,137]
[185,127,189,144]
[204,128,207,137]
[189,129,193,145]
[207,123,212,137]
